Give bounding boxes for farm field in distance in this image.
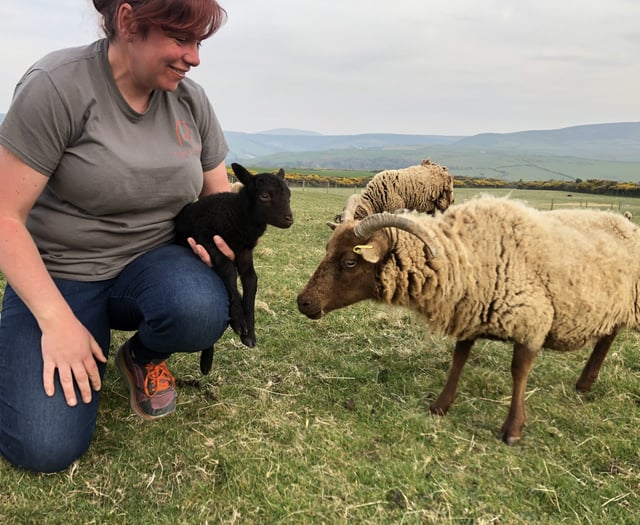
[1,187,640,523]
[311,185,640,217]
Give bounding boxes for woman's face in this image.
[129,26,201,92]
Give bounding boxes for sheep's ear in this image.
[231,163,253,185]
[358,242,383,264]
[327,221,338,230]
[276,168,285,180]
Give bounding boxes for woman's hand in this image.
[187,235,235,266]
[40,313,106,407]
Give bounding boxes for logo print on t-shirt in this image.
[175,120,193,147]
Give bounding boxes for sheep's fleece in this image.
[382,197,640,350]
[344,159,454,220]
[305,196,640,352]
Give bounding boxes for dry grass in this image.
[1,188,640,523]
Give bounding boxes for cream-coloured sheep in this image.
[298,196,640,444]
[229,181,244,193]
[624,210,633,221]
[337,159,455,222]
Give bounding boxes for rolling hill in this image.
[227,122,640,183]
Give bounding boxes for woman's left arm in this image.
[200,160,230,197]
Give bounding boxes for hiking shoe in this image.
[116,339,177,420]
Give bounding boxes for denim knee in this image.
[2,430,92,473]
[0,393,99,473]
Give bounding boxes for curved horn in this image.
[353,212,438,258]
[341,193,361,222]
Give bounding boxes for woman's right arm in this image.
[0,145,106,406]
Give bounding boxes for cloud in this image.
[1,0,639,135]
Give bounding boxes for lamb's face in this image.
[230,163,294,229]
[254,175,294,229]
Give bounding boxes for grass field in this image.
[248,147,640,183]
[1,188,640,523]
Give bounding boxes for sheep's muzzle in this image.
[296,293,323,319]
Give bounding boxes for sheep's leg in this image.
[575,328,618,392]
[236,250,258,348]
[500,343,538,445]
[430,339,475,415]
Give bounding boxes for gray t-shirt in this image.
[0,39,228,281]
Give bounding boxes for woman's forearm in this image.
[0,216,74,328]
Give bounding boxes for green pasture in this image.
[1,188,640,523]
[248,147,640,183]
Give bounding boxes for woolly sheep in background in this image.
[336,159,455,222]
[229,181,244,193]
[298,195,640,444]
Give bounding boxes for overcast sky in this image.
[1,0,639,136]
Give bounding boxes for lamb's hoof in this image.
[200,347,214,375]
[241,333,256,348]
[230,318,248,340]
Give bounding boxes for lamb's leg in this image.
[500,343,538,445]
[430,339,475,415]
[203,244,248,339]
[200,345,215,375]
[575,328,618,392]
[220,272,247,339]
[236,250,258,348]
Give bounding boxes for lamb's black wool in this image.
[174,163,293,374]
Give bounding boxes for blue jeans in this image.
[0,244,229,473]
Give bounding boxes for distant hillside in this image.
[228,122,640,183]
[225,131,461,163]
[256,128,322,136]
[455,122,640,162]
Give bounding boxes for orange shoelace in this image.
[143,362,175,397]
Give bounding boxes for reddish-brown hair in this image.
[93,0,227,41]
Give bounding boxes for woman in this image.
[0,0,232,473]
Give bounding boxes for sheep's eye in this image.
[259,192,271,202]
[343,259,357,269]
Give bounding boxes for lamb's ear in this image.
[231,163,254,185]
[276,168,285,180]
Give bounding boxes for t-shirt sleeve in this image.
[0,69,74,177]
[190,85,229,172]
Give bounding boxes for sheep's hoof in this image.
[575,380,593,393]
[200,347,214,375]
[497,429,522,446]
[429,403,450,416]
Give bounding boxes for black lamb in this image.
[174,162,294,374]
